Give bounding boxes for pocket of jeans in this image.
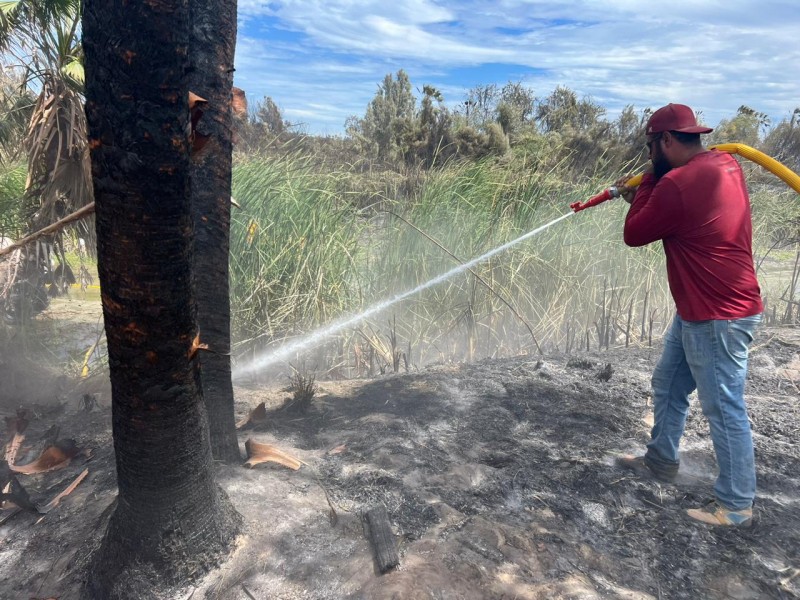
[681,319,713,365]
[727,316,759,360]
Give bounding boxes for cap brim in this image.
[674,126,714,134]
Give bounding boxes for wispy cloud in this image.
[235,1,800,134]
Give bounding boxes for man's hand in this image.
[614,175,637,204]
[615,163,654,203]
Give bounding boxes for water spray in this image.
[234,211,576,378]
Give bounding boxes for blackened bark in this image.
[189,0,241,463]
[83,1,240,596]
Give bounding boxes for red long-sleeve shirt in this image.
[624,150,763,321]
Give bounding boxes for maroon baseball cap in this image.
[646,103,713,135]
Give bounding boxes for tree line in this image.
[240,69,800,180]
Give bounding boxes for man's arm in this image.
[623,174,682,247]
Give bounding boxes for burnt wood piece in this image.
[364,506,399,573]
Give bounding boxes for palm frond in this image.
[22,71,93,249]
[0,68,35,160]
[0,0,81,57]
[60,57,82,87]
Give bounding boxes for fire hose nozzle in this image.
[570,186,621,212]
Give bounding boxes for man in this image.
[615,103,763,527]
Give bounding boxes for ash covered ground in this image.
[1,326,799,599]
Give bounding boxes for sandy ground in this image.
[1,323,799,599]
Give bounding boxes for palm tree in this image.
[82,0,240,595]
[0,0,90,223]
[0,0,92,318]
[3,0,242,460]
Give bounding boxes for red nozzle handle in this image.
[570,186,620,212]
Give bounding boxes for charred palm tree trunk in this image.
[189,0,241,463]
[83,1,240,596]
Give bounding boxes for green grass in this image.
[750,185,800,314]
[228,147,799,374]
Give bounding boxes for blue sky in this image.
[234,1,800,136]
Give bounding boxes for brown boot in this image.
[687,500,753,527]
[615,454,678,483]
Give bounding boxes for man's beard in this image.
[653,153,672,180]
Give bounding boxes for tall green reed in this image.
[230,153,365,351]
[363,155,673,361]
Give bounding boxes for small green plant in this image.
[285,365,316,414]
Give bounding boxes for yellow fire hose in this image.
[571,143,800,212]
[627,143,800,192]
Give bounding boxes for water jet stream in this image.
[234,211,576,378]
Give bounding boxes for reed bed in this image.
[230,151,797,377]
[230,154,365,350]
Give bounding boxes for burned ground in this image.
[0,327,798,599]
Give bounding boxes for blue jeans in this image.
[645,313,761,510]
